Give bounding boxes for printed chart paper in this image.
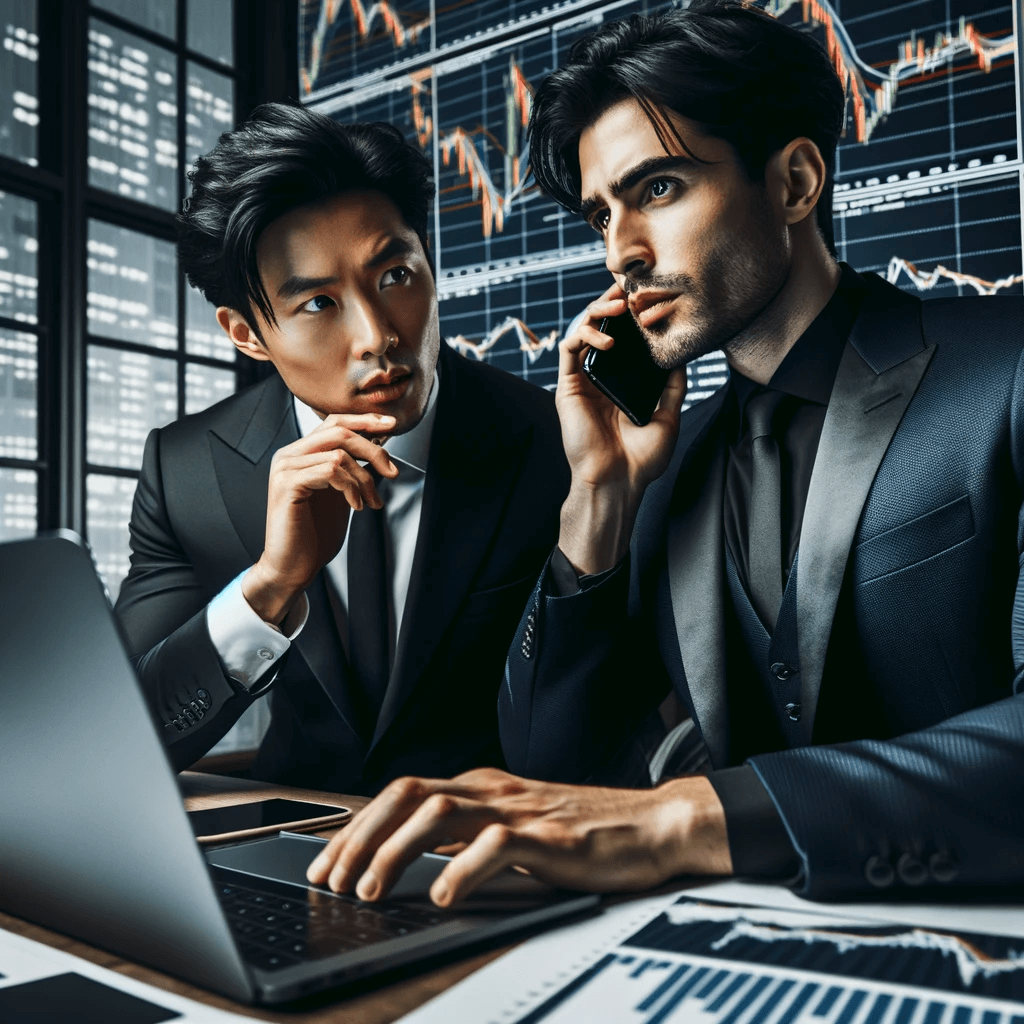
[400,882,1024,1024]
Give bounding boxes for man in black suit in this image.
[305,3,1024,904]
[116,104,568,795]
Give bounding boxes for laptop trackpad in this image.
[205,833,553,899]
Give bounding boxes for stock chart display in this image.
[300,0,1024,402]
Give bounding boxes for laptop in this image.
[0,532,600,1004]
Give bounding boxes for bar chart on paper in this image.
[512,897,1024,1024]
[302,0,1024,406]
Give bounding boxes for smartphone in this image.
[582,311,671,426]
[187,798,351,842]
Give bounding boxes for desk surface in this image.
[0,772,519,1023]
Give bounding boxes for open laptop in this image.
[0,533,599,1004]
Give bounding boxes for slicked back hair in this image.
[178,103,435,335]
[528,1,845,253]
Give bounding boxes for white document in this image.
[399,881,1024,1024]
[0,927,255,1022]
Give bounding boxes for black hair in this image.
[528,1,846,253]
[178,102,435,333]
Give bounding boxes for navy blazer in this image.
[500,272,1024,897]
[117,343,569,795]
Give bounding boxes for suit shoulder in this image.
[154,375,279,447]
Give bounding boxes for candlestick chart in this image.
[303,0,1024,400]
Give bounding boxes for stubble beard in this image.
[636,216,791,371]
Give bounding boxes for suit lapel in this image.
[208,374,362,743]
[796,277,935,742]
[371,347,531,748]
[664,387,731,766]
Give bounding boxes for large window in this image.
[0,0,296,759]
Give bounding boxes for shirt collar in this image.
[730,262,868,420]
[292,368,439,474]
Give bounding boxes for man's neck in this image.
[723,245,842,386]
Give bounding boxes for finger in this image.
[650,367,688,427]
[308,776,443,892]
[277,451,375,511]
[355,793,498,902]
[315,412,396,435]
[293,427,399,479]
[429,822,524,906]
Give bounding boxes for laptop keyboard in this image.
[215,874,446,972]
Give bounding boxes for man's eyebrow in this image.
[276,275,338,301]
[365,235,416,269]
[579,155,694,222]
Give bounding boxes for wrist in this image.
[653,775,733,879]
[241,561,304,626]
[557,481,640,576]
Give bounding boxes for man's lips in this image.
[629,291,679,328]
[357,370,413,402]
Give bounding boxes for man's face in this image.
[578,99,791,369]
[226,189,440,435]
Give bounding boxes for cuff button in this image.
[929,852,959,884]
[865,855,895,888]
[257,648,275,661]
[897,853,928,886]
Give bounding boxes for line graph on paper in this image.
[304,0,1024,397]
[509,896,1024,1024]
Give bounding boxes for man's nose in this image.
[604,210,651,281]
[348,296,396,359]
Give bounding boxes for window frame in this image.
[0,0,297,541]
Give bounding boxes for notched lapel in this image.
[797,280,935,742]
[665,388,731,767]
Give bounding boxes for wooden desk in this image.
[0,772,520,1023]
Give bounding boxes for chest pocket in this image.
[855,494,974,584]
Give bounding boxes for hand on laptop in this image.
[305,768,732,907]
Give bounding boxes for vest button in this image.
[771,662,794,681]
[784,702,801,721]
[865,855,895,888]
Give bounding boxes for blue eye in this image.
[302,294,334,312]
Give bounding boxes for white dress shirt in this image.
[207,372,439,691]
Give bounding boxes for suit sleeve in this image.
[499,548,672,783]
[115,428,270,770]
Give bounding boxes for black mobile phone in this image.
[582,311,671,426]
[186,798,349,839]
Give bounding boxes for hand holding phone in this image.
[554,285,688,576]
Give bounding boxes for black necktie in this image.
[346,479,390,717]
[746,389,786,630]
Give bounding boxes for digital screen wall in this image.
[300,0,1023,405]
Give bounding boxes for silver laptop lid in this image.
[0,532,254,1003]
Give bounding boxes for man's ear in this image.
[765,138,827,229]
[217,307,271,362]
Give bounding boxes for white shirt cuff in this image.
[206,571,309,691]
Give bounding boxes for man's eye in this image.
[302,294,334,312]
[649,179,675,199]
[382,266,411,287]
[590,211,609,234]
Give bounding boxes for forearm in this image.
[133,607,261,770]
[749,690,1024,898]
[499,550,669,782]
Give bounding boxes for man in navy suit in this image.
[305,3,1024,903]
[117,105,568,795]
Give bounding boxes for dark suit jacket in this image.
[501,272,1024,897]
[117,343,569,794]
